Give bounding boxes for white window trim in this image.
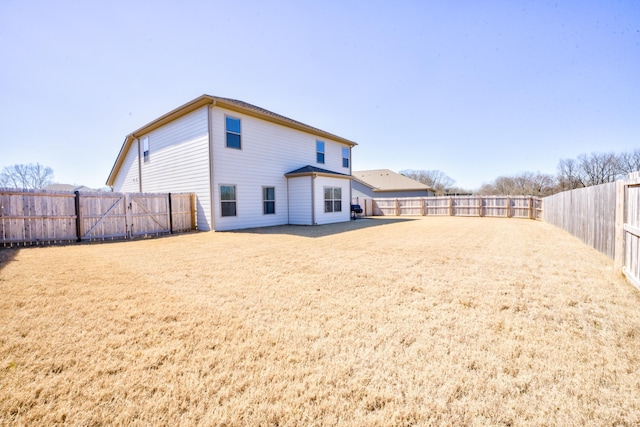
[342,147,349,168]
[220,184,237,217]
[142,137,150,163]
[262,186,276,215]
[316,140,325,164]
[225,115,242,150]
[324,186,342,213]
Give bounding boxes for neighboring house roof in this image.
[43,184,97,192]
[285,165,351,178]
[352,169,435,192]
[107,95,358,186]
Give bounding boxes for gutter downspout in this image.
[349,146,353,213]
[311,173,316,225]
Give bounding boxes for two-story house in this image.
[106,95,357,231]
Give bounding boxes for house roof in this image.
[285,165,352,179]
[106,95,357,186]
[352,169,434,192]
[43,184,97,192]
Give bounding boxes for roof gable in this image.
[107,95,357,186]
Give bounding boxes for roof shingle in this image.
[352,169,433,192]
[285,165,351,177]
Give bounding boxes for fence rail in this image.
[353,196,542,220]
[0,190,195,247]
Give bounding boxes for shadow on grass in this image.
[0,247,20,273]
[231,217,417,238]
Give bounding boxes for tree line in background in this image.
[3,148,639,196]
[399,169,464,196]
[556,150,640,191]
[403,148,640,197]
[0,163,54,190]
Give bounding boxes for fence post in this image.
[190,193,197,230]
[478,196,483,217]
[74,191,82,242]
[506,197,511,218]
[421,198,425,216]
[528,197,533,220]
[448,197,453,216]
[395,199,399,216]
[614,179,626,272]
[168,193,174,234]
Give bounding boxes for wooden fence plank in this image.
[544,175,640,289]
[544,182,617,259]
[169,193,194,232]
[1,190,195,247]
[130,194,170,237]
[81,195,125,239]
[363,196,543,220]
[0,191,77,246]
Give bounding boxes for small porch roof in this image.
[285,165,352,179]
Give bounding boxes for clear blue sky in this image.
[1,0,639,190]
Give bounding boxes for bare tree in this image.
[530,172,556,196]
[0,163,54,189]
[557,149,640,191]
[400,169,456,195]
[577,152,621,186]
[619,149,640,175]
[493,176,515,195]
[477,171,556,197]
[557,158,583,191]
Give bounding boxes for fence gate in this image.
[128,193,171,237]
[78,193,171,241]
[1,190,194,247]
[78,193,128,241]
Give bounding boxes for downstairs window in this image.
[324,187,342,213]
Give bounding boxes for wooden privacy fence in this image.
[0,190,196,247]
[543,172,640,289]
[353,196,542,219]
[543,182,617,258]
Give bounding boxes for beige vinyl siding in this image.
[211,107,349,230]
[137,106,212,230]
[112,139,140,193]
[314,176,351,225]
[288,176,312,225]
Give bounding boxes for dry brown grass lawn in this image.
[1,217,640,426]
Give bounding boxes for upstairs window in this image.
[226,116,241,149]
[220,185,237,217]
[142,137,150,163]
[342,147,349,168]
[263,187,275,215]
[324,187,342,213]
[316,141,325,164]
